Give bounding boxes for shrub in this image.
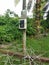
[27,18,36,36]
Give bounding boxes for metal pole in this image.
[21,0,27,65]
[21,0,26,54]
[23,0,26,10]
[22,1,32,65]
[22,30,26,54]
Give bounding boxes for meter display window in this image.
[20,20,24,28]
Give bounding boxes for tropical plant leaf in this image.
[27,0,33,11]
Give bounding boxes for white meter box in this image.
[19,19,27,29]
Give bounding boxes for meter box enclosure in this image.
[19,19,27,29]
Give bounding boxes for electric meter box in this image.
[19,19,27,29]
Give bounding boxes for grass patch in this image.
[27,35,49,57]
[0,35,49,65]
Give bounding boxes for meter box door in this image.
[19,19,27,29]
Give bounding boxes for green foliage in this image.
[46,11,49,29]
[1,9,49,42]
[27,18,37,36]
[0,14,37,42]
[41,20,47,29]
[41,11,49,31]
[0,10,22,42]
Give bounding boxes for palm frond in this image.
[27,0,33,11]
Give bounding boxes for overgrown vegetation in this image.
[0,9,49,43]
[0,9,22,43]
[0,9,49,65]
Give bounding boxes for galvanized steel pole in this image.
[21,0,27,55]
